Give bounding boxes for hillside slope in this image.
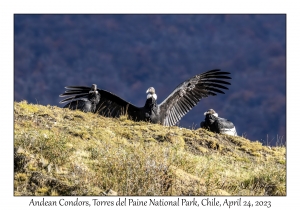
[14,101,286,196]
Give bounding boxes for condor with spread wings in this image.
[59,69,231,126]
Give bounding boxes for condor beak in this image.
[146,88,151,94]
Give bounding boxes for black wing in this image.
[96,89,143,119]
[59,86,92,103]
[158,69,231,126]
[63,98,93,112]
[59,86,142,119]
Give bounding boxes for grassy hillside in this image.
[14,101,286,196]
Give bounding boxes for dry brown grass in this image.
[14,101,286,196]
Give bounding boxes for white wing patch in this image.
[220,126,237,136]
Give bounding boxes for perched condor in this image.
[59,69,231,126]
[60,84,100,113]
[200,109,237,136]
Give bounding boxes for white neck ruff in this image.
[147,93,157,100]
[204,112,218,117]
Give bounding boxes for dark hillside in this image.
[14,14,286,145]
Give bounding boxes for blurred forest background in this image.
[14,14,286,145]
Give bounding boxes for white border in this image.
[2,0,297,209]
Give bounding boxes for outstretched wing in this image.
[59,86,142,119]
[59,86,92,103]
[158,69,231,126]
[96,89,142,119]
[63,98,92,112]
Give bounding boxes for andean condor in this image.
[59,69,231,126]
[200,109,237,136]
[61,84,100,113]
